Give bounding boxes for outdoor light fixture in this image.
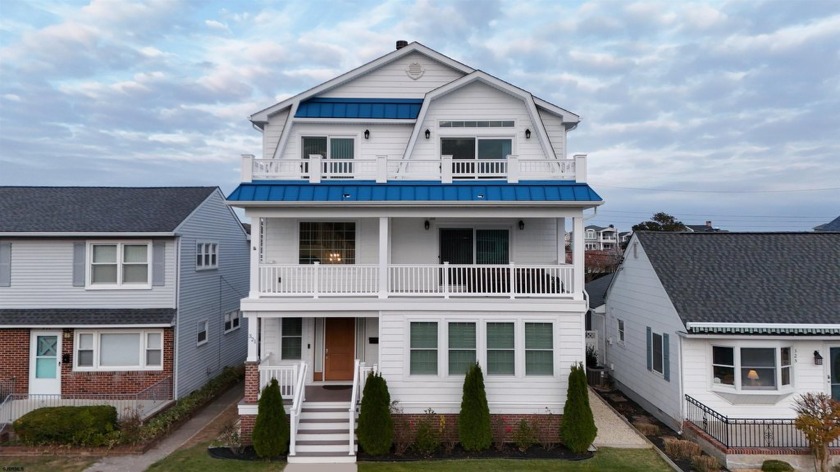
[364,129,370,139]
[525,129,531,139]
[425,129,431,139]
[815,350,824,365]
[518,220,525,231]
[424,220,430,230]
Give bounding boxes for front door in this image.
[830,347,840,401]
[325,318,355,381]
[30,331,61,395]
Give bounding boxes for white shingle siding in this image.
[538,109,567,159]
[262,110,289,159]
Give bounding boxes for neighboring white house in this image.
[603,231,840,470]
[0,187,250,423]
[227,40,604,463]
[584,224,618,251]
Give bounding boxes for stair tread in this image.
[298,429,349,434]
[300,418,349,423]
[293,451,355,457]
[297,439,355,446]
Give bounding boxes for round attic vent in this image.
[406,62,425,80]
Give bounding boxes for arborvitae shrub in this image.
[560,363,597,453]
[252,378,288,458]
[357,372,393,455]
[13,405,117,446]
[458,362,491,451]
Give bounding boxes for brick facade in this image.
[0,327,174,397]
[240,413,256,444]
[244,361,259,403]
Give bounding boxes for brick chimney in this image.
[705,220,712,228]
[396,40,408,50]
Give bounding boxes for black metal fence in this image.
[685,394,840,449]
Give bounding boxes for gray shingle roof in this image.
[585,273,614,309]
[0,187,217,233]
[814,215,840,232]
[636,232,840,327]
[0,308,175,326]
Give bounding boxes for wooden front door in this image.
[325,318,355,381]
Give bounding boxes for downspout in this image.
[173,236,181,399]
[678,330,686,435]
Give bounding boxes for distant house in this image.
[583,224,618,251]
[685,220,726,233]
[0,187,249,420]
[604,232,840,470]
[814,215,840,232]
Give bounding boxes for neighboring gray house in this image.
[605,232,840,470]
[0,187,249,403]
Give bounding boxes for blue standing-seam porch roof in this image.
[295,98,424,119]
[227,180,603,203]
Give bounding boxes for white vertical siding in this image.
[174,191,250,398]
[0,239,175,309]
[263,110,289,159]
[605,238,684,427]
[538,109,567,158]
[321,51,466,98]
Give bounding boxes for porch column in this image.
[246,315,259,362]
[378,217,390,298]
[556,217,566,264]
[249,217,262,298]
[572,216,584,300]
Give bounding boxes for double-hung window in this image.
[281,318,302,360]
[89,242,150,287]
[448,322,476,375]
[224,310,241,333]
[75,330,163,371]
[617,319,625,344]
[486,322,514,375]
[196,242,218,270]
[410,322,438,375]
[712,345,792,390]
[525,322,553,375]
[652,333,664,374]
[197,320,208,345]
[302,136,354,178]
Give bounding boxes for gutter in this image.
[0,232,178,237]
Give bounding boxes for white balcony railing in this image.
[258,263,574,298]
[241,154,587,183]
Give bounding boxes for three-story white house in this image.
[227,41,603,462]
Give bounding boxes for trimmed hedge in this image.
[357,372,393,455]
[13,405,118,446]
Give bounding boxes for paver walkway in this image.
[84,382,244,472]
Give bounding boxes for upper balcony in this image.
[240,154,587,184]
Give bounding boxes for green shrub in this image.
[691,454,721,472]
[561,363,597,453]
[357,372,393,455]
[458,362,491,451]
[513,418,537,452]
[252,378,289,458]
[413,409,440,456]
[14,405,117,446]
[762,459,794,472]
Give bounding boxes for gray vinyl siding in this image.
[174,190,249,398]
[0,239,176,309]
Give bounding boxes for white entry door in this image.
[29,331,62,395]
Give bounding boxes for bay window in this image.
[712,345,792,390]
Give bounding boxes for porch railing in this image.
[243,154,587,183]
[684,394,840,449]
[259,263,574,298]
[0,376,172,424]
[288,361,307,456]
[258,355,300,399]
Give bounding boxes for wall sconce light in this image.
[518,220,525,231]
[814,350,824,365]
[425,129,431,139]
[525,129,531,139]
[364,129,370,140]
[424,220,430,230]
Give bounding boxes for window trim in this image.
[73,330,164,371]
[617,319,625,344]
[197,320,208,346]
[86,241,152,289]
[486,321,515,376]
[196,242,219,270]
[525,322,554,376]
[224,310,241,334]
[710,343,794,393]
[410,321,439,376]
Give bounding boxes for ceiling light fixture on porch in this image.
[814,350,824,365]
[518,220,525,230]
[525,129,531,139]
[425,129,431,139]
[424,220,430,230]
[364,129,370,139]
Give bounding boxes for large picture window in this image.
[299,222,355,264]
[448,322,476,375]
[88,242,150,287]
[75,330,163,371]
[712,345,792,390]
[410,322,438,375]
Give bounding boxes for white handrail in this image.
[288,360,307,456]
[348,359,362,455]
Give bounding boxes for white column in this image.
[247,315,259,362]
[441,155,453,183]
[574,154,587,183]
[378,217,390,298]
[241,154,254,182]
[376,155,388,183]
[249,216,262,298]
[310,155,322,183]
[573,216,584,300]
[507,155,519,183]
[556,217,566,264]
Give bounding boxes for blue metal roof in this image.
[295,98,423,119]
[227,181,603,203]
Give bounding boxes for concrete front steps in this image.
[288,401,357,464]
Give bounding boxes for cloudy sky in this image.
[1,0,838,231]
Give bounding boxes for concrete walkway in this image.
[589,388,650,449]
[84,382,244,472]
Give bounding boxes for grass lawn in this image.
[0,456,97,472]
[145,444,669,472]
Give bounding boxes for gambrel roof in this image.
[635,232,840,334]
[0,187,217,234]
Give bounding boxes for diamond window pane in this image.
[123,245,147,263]
[37,336,57,356]
[411,322,437,349]
[93,245,116,263]
[100,333,140,366]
